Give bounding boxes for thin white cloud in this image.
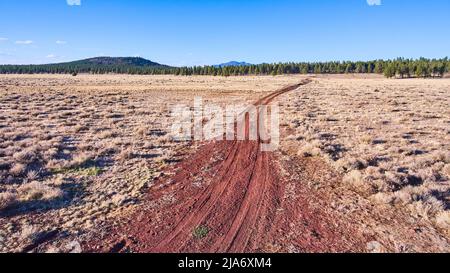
[0,51,13,56]
[0,37,8,42]
[56,40,67,45]
[46,54,56,58]
[67,0,81,6]
[367,0,381,6]
[15,40,34,45]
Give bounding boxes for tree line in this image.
[0,64,176,76]
[0,57,448,78]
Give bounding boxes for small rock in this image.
[367,241,385,253]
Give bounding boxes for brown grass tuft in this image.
[435,211,450,231]
[298,143,321,157]
[17,181,63,202]
[0,191,18,210]
[342,170,373,195]
[10,163,27,177]
[443,164,450,177]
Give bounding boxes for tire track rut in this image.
[84,78,368,253]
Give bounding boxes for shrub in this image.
[298,143,321,157]
[18,181,63,202]
[13,149,36,163]
[83,166,103,176]
[26,170,39,181]
[10,163,27,177]
[442,164,450,177]
[335,157,367,173]
[135,126,147,138]
[435,211,450,230]
[343,170,373,195]
[0,191,17,210]
[408,198,444,221]
[117,148,133,162]
[371,192,394,205]
[193,226,209,239]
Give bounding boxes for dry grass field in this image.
[0,74,449,252]
[279,75,450,250]
[0,74,302,252]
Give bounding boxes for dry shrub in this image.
[371,192,394,205]
[99,142,118,155]
[342,170,373,195]
[117,148,134,162]
[98,130,116,139]
[73,124,88,133]
[10,163,27,176]
[408,197,444,221]
[0,191,18,210]
[360,134,373,144]
[12,148,36,163]
[433,152,450,164]
[443,164,450,177]
[43,148,59,161]
[435,211,450,230]
[298,143,321,157]
[384,171,408,190]
[393,188,414,205]
[46,159,63,170]
[365,166,381,177]
[17,181,63,202]
[26,170,39,181]
[20,224,39,243]
[135,126,148,138]
[370,178,390,192]
[156,134,172,145]
[335,157,367,173]
[70,153,92,168]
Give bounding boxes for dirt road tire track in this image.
[84,79,368,253]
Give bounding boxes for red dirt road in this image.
[84,79,367,253]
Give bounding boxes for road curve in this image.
[84,79,367,253]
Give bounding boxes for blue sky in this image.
[0,0,449,66]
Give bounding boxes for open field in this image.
[278,76,450,251]
[282,76,450,218]
[0,74,303,252]
[0,74,449,253]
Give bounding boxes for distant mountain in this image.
[53,57,170,68]
[214,61,253,68]
[0,57,172,74]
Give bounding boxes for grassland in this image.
[279,75,450,250]
[0,74,302,252]
[0,74,448,252]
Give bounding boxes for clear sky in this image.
[0,0,449,66]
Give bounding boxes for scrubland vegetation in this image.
[0,74,448,252]
[0,74,300,252]
[280,76,450,243]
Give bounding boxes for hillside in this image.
[62,57,166,67]
[214,61,253,67]
[0,57,172,74]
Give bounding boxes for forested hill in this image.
[0,57,173,74]
[0,57,448,78]
[69,57,165,67]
